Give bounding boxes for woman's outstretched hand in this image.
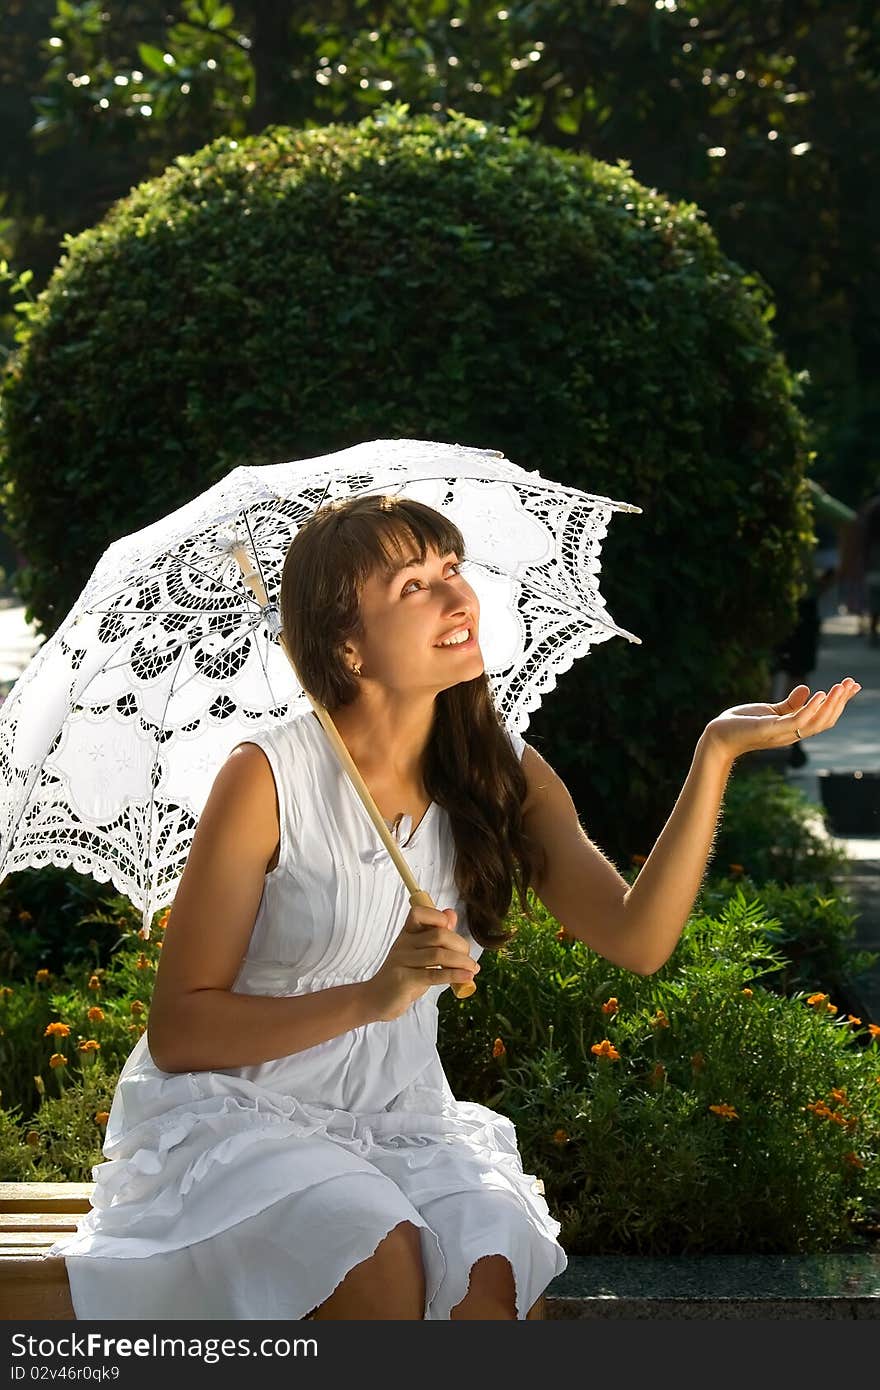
[704,679,861,763]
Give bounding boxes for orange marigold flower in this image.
[137,926,151,940]
[25,1130,39,1147]
[34,969,51,983]
[492,1038,506,1058]
[651,1010,669,1029]
[825,1002,837,1014]
[18,910,33,924]
[806,1100,832,1117]
[741,988,753,998]
[708,1103,738,1120]
[155,940,163,950]
[552,1129,570,1146]
[48,1053,66,1069]
[843,1152,865,1169]
[868,1024,880,1040]
[847,1016,862,1026]
[555,926,569,941]
[591,1038,620,1060]
[691,1051,705,1071]
[78,1039,100,1053]
[87,1007,105,1023]
[806,992,828,1008]
[87,975,101,991]
[43,1021,70,1037]
[156,909,171,930]
[601,997,619,1016]
[827,1111,847,1127]
[94,1111,110,1126]
[135,953,151,970]
[630,853,647,866]
[830,1088,849,1105]
[130,1000,145,1016]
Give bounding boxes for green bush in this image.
[697,764,876,1003]
[438,892,880,1255]
[713,764,849,887]
[0,899,157,1124]
[0,102,813,867]
[0,867,126,981]
[697,875,876,1004]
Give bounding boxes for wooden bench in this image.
[0,1181,89,1320]
[1,1182,545,1320]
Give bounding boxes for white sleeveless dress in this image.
[49,710,567,1320]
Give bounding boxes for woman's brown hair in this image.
[278,492,546,949]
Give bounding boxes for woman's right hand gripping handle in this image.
[364,904,479,1022]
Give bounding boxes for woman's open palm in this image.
[705,679,861,761]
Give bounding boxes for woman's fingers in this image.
[795,679,860,735]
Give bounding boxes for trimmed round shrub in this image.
[0,103,813,862]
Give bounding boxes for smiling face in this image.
[345,542,484,695]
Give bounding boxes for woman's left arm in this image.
[521,678,860,976]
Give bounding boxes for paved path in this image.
[783,599,880,1021]
[0,596,43,693]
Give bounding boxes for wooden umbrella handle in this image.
[308,700,477,1001]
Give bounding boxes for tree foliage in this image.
[1,1,876,502]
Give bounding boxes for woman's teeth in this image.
[435,628,470,647]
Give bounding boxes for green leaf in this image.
[137,43,167,75]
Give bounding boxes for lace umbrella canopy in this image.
[0,438,642,940]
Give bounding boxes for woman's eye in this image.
[402,562,462,595]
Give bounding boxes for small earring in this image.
[352,662,362,676]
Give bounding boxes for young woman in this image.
[52,493,860,1319]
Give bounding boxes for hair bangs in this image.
[338,498,466,593]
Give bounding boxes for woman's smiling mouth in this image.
[433,625,477,650]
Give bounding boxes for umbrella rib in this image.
[242,507,272,604]
[82,559,257,615]
[120,617,271,706]
[71,610,238,680]
[351,470,643,514]
[246,616,282,709]
[462,555,632,633]
[140,634,194,923]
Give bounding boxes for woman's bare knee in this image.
[309,1219,425,1320]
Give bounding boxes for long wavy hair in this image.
[278,492,546,949]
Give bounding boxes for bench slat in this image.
[0,1182,93,1214]
[0,1230,63,1250]
[0,1213,81,1233]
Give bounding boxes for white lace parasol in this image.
[0,438,641,935]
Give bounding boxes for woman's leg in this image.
[449,1253,517,1319]
[308,1219,426,1320]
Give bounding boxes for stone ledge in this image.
[544,1252,880,1319]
